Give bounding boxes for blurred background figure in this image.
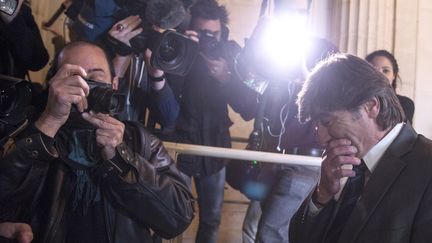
[366,50,415,124]
[1,0,50,141]
[0,0,49,79]
[107,14,181,127]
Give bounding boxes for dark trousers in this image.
[194,167,226,243]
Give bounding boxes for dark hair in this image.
[297,53,405,130]
[305,38,339,71]
[365,50,399,90]
[47,41,116,81]
[190,0,229,25]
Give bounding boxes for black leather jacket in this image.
[0,122,194,243]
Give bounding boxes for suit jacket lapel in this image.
[338,123,417,242]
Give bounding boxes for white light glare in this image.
[260,13,311,70]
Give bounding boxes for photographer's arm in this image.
[144,49,181,127]
[147,81,179,128]
[0,64,89,204]
[223,71,259,121]
[112,55,131,79]
[109,16,142,79]
[82,114,193,238]
[35,64,89,137]
[199,40,258,120]
[0,122,58,204]
[102,137,194,239]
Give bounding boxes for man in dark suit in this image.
[289,53,432,243]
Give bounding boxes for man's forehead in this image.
[194,18,221,29]
[60,43,106,61]
[60,45,110,71]
[311,108,337,121]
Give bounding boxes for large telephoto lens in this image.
[150,30,199,76]
[160,35,183,63]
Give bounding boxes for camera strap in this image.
[1,119,29,156]
[107,35,134,56]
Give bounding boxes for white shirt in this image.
[309,123,404,215]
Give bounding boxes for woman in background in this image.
[366,50,415,123]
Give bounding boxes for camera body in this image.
[0,75,33,142]
[126,25,199,77]
[85,79,125,115]
[198,30,224,60]
[0,0,18,15]
[0,74,32,124]
[112,0,199,76]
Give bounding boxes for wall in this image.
[395,0,432,137]
[219,0,262,141]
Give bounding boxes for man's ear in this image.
[112,76,120,90]
[365,97,380,119]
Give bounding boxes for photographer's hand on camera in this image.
[82,111,125,160]
[202,54,232,84]
[184,30,200,43]
[144,49,166,91]
[35,64,89,138]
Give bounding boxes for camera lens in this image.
[159,35,183,63]
[85,80,125,115]
[108,93,125,114]
[150,30,199,76]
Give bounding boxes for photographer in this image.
[0,0,49,79]
[107,15,180,126]
[0,41,194,243]
[162,1,258,242]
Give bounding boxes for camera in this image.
[112,0,199,76]
[126,26,199,76]
[198,30,224,60]
[150,30,199,75]
[85,79,125,115]
[0,74,32,125]
[0,75,33,143]
[0,0,18,15]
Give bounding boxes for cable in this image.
[264,79,299,152]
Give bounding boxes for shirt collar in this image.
[363,122,404,172]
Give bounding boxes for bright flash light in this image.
[259,13,311,71]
